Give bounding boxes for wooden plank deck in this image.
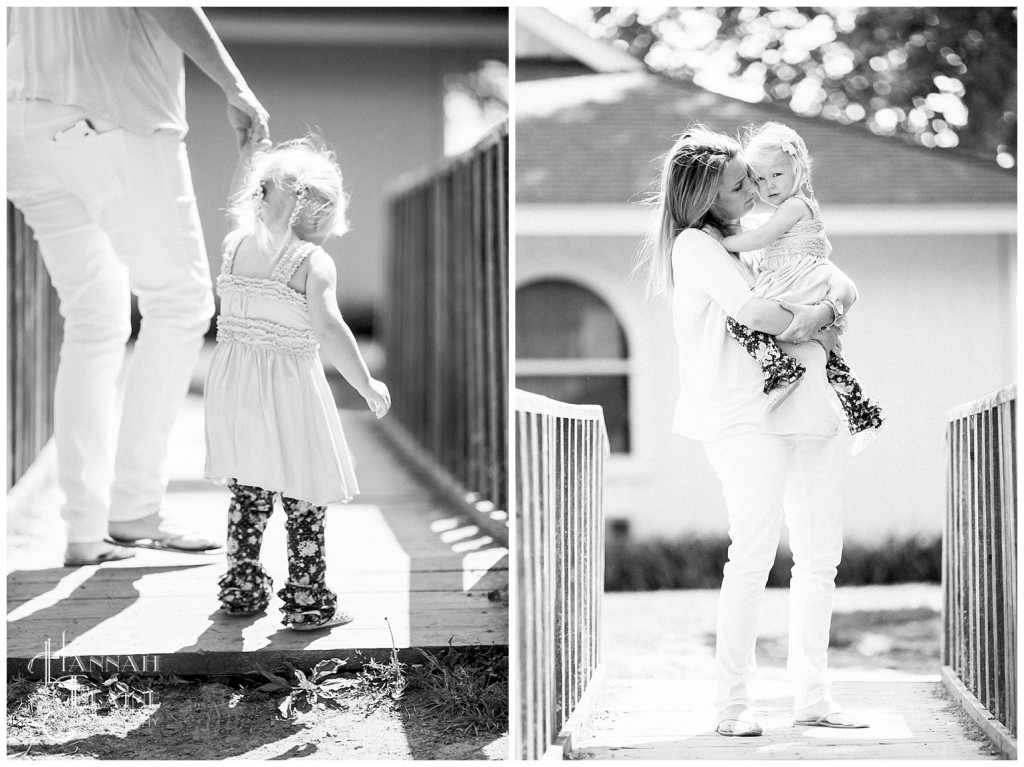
[572,677,1003,760]
[7,392,508,677]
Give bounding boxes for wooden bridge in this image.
[7,384,507,676]
[567,588,1003,761]
[7,125,509,679]
[515,387,1017,760]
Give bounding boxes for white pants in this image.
[7,99,214,543]
[703,432,843,714]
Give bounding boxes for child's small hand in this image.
[363,379,391,419]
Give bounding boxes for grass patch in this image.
[405,645,509,737]
[605,534,941,591]
[7,648,510,760]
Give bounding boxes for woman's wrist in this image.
[815,296,841,329]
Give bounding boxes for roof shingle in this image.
[516,71,1017,206]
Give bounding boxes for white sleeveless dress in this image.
[751,194,837,306]
[204,233,358,506]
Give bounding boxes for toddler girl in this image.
[204,135,391,630]
[720,122,883,454]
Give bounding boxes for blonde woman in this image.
[636,126,868,736]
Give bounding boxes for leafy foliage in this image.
[256,658,360,718]
[358,652,409,703]
[587,6,1016,166]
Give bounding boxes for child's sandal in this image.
[286,607,355,632]
[851,427,879,456]
[764,376,803,415]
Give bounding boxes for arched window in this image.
[515,279,630,453]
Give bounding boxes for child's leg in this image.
[218,481,274,614]
[726,318,805,409]
[825,352,884,438]
[277,496,338,627]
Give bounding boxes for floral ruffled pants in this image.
[726,319,885,434]
[218,481,337,627]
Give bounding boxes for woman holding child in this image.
[636,125,872,736]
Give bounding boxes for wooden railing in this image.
[515,389,608,760]
[382,122,508,540]
[943,384,1017,755]
[7,204,63,490]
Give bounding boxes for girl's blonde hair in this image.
[231,134,350,249]
[743,121,814,200]
[635,125,741,298]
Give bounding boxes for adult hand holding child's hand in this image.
[227,89,270,150]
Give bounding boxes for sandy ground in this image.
[601,583,943,681]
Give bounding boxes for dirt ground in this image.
[8,665,508,760]
[601,583,944,679]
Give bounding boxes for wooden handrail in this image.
[515,389,609,759]
[943,383,1017,752]
[382,123,508,540]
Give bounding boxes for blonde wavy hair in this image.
[635,125,741,298]
[743,121,815,200]
[230,134,350,250]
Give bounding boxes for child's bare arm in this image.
[224,141,256,234]
[305,249,391,417]
[721,197,808,252]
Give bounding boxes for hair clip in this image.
[295,184,308,201]
[781,142,797,157]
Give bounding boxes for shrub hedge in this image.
[604,533,942,592]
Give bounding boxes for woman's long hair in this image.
[634,126,741,298]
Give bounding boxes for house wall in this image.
[516,223,1016,544]
[182,42,500,321]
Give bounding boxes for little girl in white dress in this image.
[721,122,883,454]
[204,135,390,630]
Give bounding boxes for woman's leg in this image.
[704,433,791,717]
[726,319,805,410]
[277,496,338,627]
[108,131,214,525]
[783,437,844,711]
[218,482,274,614]
[7,100,133,547]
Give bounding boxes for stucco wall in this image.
[515,227,1016,544]
[182,43,499,321]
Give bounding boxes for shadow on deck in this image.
[7,391,508,678]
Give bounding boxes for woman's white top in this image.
[670,227,841,442]
[204,233,359,505]
[7,7,187,136]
